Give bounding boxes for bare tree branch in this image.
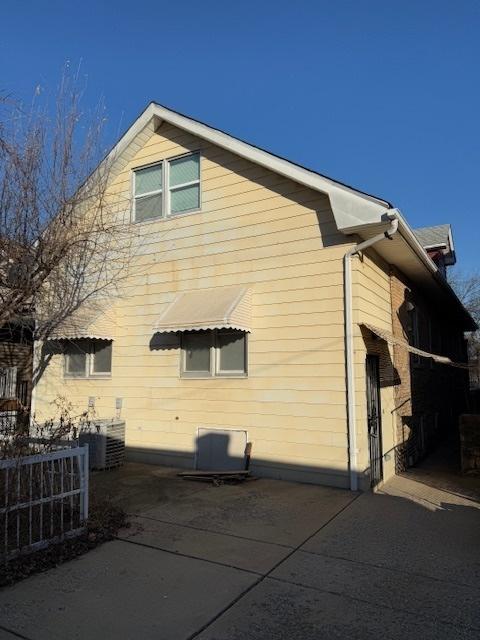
[450,267,480,362]
[0,68,136,340]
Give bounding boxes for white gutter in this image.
[344,210,399,491]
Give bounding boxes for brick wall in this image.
[389,267,469,469]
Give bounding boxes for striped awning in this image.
[154,286,251,333]
[48,307,114,341]
[361,323,469,369]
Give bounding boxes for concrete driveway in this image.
[0,463,479,640]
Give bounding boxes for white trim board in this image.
[105,102,392,232]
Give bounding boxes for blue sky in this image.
[1,1,479,270]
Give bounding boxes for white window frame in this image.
[167,152,201,216]
[133,161,164,223]
[64,340,112,379]
[180,330,247,378]
[215,330,248,376]
[133,151,201,223]
[89,341,113,378]
[64,343,88,378]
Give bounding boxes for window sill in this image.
[64,375,112,380]
[133,207,202,225]
[180,374,248,380]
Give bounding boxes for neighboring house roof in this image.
[414,224,456,267]
[99,102,475,330]
[414,224,452,250]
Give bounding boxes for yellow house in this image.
[32,104,474,490]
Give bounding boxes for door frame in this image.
[365,354,383,487]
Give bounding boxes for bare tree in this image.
[450,268,480,388]
[449,269,480,329]
[0,68,135,341]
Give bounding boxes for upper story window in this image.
[134,164,163,222]
[64,340,112,378]
[133,152,200,222]
[169,154,201,214]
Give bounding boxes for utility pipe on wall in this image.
[344,211,399,491]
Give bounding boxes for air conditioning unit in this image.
[79,419,126,470]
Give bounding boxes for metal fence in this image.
[1,445,89,561]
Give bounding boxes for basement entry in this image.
[195,427,248,471]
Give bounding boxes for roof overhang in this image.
[105,102,392,233]
[348,213,476,331]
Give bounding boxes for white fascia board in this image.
[422,243,448,250]
[348,212,475,329]
[395,212,440,275]
[104,103,157,168]
[105,102,392,231]
[447,226,455,255]
[342,210,441,276]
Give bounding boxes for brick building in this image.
[384,224,470,469]
[389,263,469,469]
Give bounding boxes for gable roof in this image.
[102,102,474,330]
[414,224,456,267]
[106,102,393,232]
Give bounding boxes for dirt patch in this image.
[0,498,129,588]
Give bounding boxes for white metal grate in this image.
[0,445,89,561]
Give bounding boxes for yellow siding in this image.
[34,123,356,487]
[352,249,396,486]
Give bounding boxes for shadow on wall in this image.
[34,340,62,388]
[195,429,248,471]
[145,126,350,249]
[124,434,381,490]
[149,333,180,351]
[359,324,400,390]
[122,439,480,500]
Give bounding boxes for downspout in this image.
[344,210,399,491]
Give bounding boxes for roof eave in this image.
[100,102,474,330]
[346,213,476,331]
[395,217,476,330]
[104,102,393,232]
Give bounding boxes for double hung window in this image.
[64,340,112,378]
[134,152,200,222]
[181,330,247,377]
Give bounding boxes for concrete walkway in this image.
[0,464,479,640]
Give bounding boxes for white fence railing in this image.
[1,445,89,561]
